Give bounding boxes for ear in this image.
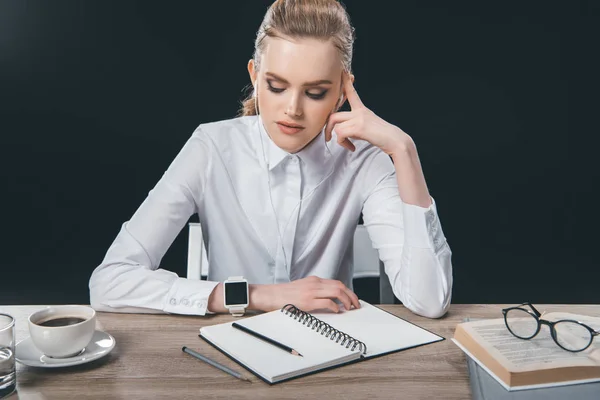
[247,59,257,88]
[337,73,355,109]
[335,93,344,111]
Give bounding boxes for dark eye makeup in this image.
[266,80,328,100]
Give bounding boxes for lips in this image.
[276,121,305,135]
[276,121,305,129]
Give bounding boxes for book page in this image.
[311,300,443,357]
[462,314,600,373]
[200,309,361,383]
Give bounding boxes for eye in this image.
[306,90,328,100]
[266,79,328,100]
[266,80,284,93]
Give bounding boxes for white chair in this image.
[352,225,395,304]
[186,223,209,280]
[186,223,395,304]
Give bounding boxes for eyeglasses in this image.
[502,302,600,352]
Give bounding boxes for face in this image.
[248,35,344,153]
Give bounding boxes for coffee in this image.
[37,317,86,327]
[28,305,96,358]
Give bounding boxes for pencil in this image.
[232,322,303,357]
[182,346,251,382]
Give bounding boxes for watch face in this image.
[225,281,248,305]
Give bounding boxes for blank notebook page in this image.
[200,310,362,383]
[312,300,443,357]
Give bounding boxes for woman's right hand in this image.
[251,276,361,313]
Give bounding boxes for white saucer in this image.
[15,330,116,368]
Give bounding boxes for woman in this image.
[89,0,452,318]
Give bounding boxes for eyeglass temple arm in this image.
[503,303,530,312]
[520,302,542,317]
[503,303,542,318]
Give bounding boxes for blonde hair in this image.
[238,0,355,116]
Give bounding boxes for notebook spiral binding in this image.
[281,304,368,355]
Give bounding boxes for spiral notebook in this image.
[198,300,444,384]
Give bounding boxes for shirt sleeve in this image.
[89,128,219,316]
[359,150,453,318]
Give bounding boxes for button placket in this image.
[273,246,289,283]
[270,155,302,281]
[282,157,301,272]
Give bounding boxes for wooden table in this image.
[1,304,599,400]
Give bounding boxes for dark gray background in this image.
[1,1,598,305]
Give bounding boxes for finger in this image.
[345,287,360,309]
[334,121,357,152]
[315,286,351,311]
[327,280,360,310]
[338,138,355,152]
[315,286,353,312]
[343,72,364,110]
[310,299,340,313]
[325,111,353,142]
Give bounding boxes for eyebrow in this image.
[265,72,333,86]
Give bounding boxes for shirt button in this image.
[290,156,298,164]
[169,298,176,305]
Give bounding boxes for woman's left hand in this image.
[325,72,414,156]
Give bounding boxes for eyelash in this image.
[266,81,328,100]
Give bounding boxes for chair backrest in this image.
[352,225,395,304]
[187,223,209,280]
[186,222,394,303]
[352,225,380,278]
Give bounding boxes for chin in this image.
[273,137,306,153]
[268,124,317,153]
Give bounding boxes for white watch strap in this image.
[229,305,246,317]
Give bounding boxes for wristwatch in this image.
[223,276,249,317]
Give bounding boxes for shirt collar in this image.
[255,115,332,172]
[267,133,290,172]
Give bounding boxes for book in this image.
[452,313,600,391]
[467,356,600,400]
[199,300,444,384]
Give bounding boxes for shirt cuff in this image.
[402,196,447,251]
[163,278,219,315]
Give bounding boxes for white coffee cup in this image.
[28,305,96,358]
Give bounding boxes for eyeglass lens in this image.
[505,308,538,339]
[505,308,593,351]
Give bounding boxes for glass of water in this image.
[0,314,15,398]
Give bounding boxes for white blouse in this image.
[89,115,453,318]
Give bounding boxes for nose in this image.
[285,93,303,117]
